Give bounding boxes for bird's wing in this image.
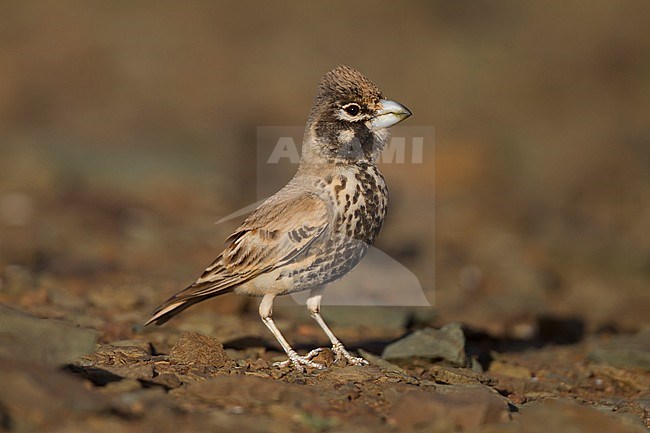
[194,191,330,291]
[145,191,331,325]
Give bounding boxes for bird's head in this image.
[303,65,412,165]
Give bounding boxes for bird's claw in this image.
[273,345,368,371]
[332,343,369,366]
[273,348,326,371]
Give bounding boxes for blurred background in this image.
[1,1,649,344]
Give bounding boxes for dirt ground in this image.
[1,285,649,433]
[1,2,650,433]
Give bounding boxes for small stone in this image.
[148,372,183,390]
[311,347,336,367]
[325,365,383,384]
[169,331,235,367]
[389,384,511,430]
[110,339,153,355]
[0,304,97,366]
[81,344,152,366]
[429,365,495,385]
[243,371,272,380]
[101,379,143,394]
[100,364,155,381]
[382,323,467,366]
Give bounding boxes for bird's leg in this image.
[306,286,368,366]
[259,293,324,371]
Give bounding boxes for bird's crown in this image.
[314,65,383,110]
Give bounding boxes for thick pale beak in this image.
[369,99,412,130]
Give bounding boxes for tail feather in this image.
[144,283,235,326]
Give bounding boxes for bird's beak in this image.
[369,99,412,130]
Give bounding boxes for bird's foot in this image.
[332,342,368,366]
[273,348,325,371]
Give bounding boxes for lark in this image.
[146,65,412,370]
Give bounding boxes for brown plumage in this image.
[146,65,412,370]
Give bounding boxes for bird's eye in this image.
[343,103,361,116]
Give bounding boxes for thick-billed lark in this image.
[146,65,412,370]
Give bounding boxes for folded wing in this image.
[145,192,330,325]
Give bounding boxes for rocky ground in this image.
[0,286,648,433]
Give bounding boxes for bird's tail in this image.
[144,283,234,326]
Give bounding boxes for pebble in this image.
[388,384,510,430]
[169,331,235,368]
[0,304,97,366]
[382,323,467,366]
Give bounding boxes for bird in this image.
[145,65,412,370]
